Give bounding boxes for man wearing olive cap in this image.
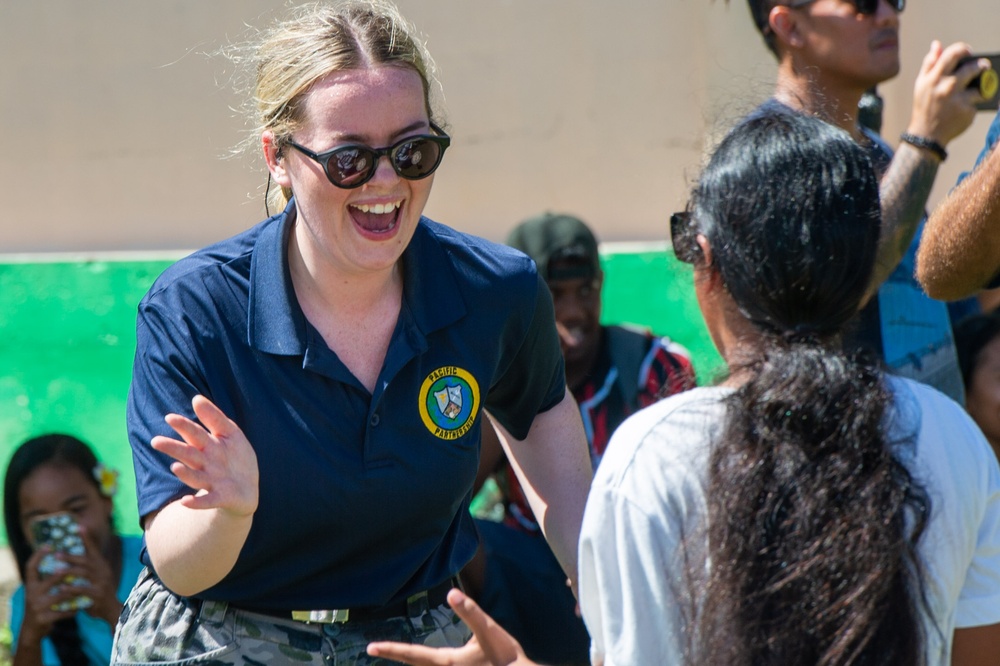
[465,213,696,665]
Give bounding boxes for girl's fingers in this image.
[23,548,49,583]
[365,642,455,665]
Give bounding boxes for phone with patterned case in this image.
[29,512,93,611]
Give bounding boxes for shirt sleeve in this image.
[126,299,208,522]
[483,273,565,440]
[955,446,1000,628]
[957,109,1000,187]
[578,394,719,665]
[579,480,689,664]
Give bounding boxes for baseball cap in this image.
[506,213,601,282]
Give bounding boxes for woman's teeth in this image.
[351,201,401,214]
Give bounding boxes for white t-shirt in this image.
[579,378,1000,665]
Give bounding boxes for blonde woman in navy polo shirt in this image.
[113,2,592,663]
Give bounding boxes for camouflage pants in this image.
[111,568,472,665]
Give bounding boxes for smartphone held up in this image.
[29,512,93,611]
[961,53,1000,111]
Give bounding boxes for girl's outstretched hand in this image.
[367,589,538,666]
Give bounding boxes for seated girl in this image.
[5,434,142,666]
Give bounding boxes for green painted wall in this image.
[0,250,722,544]
[0,259,176,539]
[600,248,724,384]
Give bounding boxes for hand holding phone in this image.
[959,54,1000,111]
[29,512,93,611]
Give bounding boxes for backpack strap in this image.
[604,325,654,410]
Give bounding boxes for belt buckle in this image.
[291,609,350,624]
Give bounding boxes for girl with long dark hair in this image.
[5,435,142,666]
[369,109,1000,665]
[580,109,1000,664]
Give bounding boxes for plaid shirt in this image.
[500,327,696,532]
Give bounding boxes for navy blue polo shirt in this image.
[126,201,565,610]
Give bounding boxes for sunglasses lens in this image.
[670,213,699,264]
[316,133,448,188]
[853,0,903,14]
[391,137,444,180]
[328,147,377,188]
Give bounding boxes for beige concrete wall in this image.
[2,1,997,252]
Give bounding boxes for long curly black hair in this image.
[676,109,931,664]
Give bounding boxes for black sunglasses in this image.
[788,0,904,15]
[285,123,451,189]
[669,212,701,265]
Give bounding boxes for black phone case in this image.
[960,54,1000,111]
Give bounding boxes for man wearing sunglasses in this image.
[731,0,988,403]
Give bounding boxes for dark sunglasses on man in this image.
[285,122,451,189]
[787,0,905,15]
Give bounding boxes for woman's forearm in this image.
[499,390,592,591]
[144,502,253,597]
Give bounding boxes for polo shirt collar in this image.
[400,219,466,337]
[248,200,307,355]
[248,202,466,356]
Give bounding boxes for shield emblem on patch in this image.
[434,385,463,420]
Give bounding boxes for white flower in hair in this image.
[93,463,119,497]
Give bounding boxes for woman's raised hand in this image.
[152,395,259,517]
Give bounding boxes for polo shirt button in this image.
[370,413,380,427]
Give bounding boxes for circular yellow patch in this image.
[418,366,481,440]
